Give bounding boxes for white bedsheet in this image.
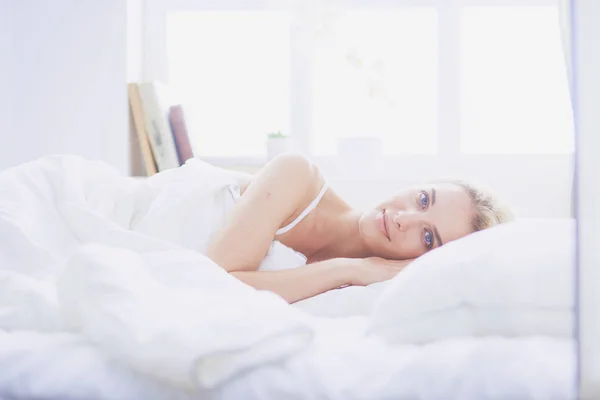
[0,155,313,390]
[220,319,575,400]
[0,321,574,400]
[0,156,576,399]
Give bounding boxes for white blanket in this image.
[0,156,576,399]
[0,320,574,400]
[0,155,313,390]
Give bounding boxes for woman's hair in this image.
[452,181,515,232]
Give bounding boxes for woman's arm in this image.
[207,153,322,272]
[232,259,351,303]
[232,257,413,304]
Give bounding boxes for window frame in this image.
[143,0,572,217]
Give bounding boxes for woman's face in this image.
[359,183,474,260]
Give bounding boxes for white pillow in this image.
[369,219,575,344]
[293,282,390,317]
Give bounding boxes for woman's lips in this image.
[378,209,390,241]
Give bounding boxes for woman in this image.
[207,153,512,303]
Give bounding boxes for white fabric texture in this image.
[558,0,573,98]
[218,319,575,400]
[0,329,200,400]
[293,281,390,317]
[0,321,575,400]
[0,155,314,390]
[369,219,575,344]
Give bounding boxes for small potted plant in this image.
[266,131,292,160]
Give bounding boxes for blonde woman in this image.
[207,153,512,304]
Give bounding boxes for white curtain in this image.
[557,0,575,217]
[558,0,573,100]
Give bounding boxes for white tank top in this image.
[227,182,329,236]
[225,182,329,271]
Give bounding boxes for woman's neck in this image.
[308,195,373,262]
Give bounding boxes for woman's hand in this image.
[348,257,415,286]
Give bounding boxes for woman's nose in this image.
[393,210,420,230]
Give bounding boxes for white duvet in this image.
[0,156,575,400]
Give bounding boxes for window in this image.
[166,10,290,157]
[311,9,437,155]
[157,0,573,161]
[460,6,574,154]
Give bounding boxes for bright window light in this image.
[311,9,438,155]
[166,11,290,157]
[460,6,574,154]
[165,5,573,158]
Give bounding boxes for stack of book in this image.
[128,82,194,176]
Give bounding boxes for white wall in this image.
[224,153,574,218]
[0,0,129,173]
[0,3,14,149]
[128,0,144,82]
[316,154,574,218]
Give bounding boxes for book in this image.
[127,83,158,176]
[137,82,180,171]
[168,104,194,165]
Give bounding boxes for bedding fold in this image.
[0,155,313,390]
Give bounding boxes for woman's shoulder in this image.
[269,153,319,181]
[242,153,323,196]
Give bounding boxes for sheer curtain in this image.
[558,0,575,217]
[558,0,573,98]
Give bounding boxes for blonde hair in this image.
[452,181,515,232]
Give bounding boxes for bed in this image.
[0,324,574,400]
[0,156,576,399]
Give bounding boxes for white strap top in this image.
[227,182,329,236]
[275,182,329,236]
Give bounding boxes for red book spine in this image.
[168,105,194,165]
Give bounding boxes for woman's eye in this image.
[424,230,433,249]
[419,191,429,209]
